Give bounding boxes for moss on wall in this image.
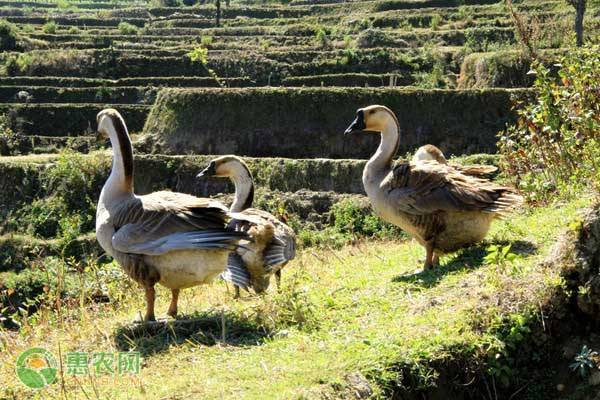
[144,87,530,158]
[0,103,149,136]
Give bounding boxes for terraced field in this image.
[0,0,597,151]
[1,0,600,398]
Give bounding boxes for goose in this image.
[344,105,522,270]
[197,155,296,295]
[412,144,498,177]
[95,109,256,322]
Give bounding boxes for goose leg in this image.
[432,253,440,266]
[144,286,156,322]
[424,242,435,270]
[234,286,241,299]
[167,288,180,318]
[275,269,282,290]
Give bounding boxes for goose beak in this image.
[344,110,366,135]
[197,163,216,179]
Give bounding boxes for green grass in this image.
[0,194,592,399]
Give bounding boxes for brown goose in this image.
[95,109,253,322]
[198,155,296,295]
[412,144,498,177]
[344,105,522,270]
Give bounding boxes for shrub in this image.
[356,28,394,48]
[187,46,208,64]
[42,21,58,34]
[200,35,213,46]
[331,198,405,240]
[0,19,19,51]
[118,22,139,35]
[314,28,330,49]
[497,46,600,202]
[430,14,442,30]
[0,113,19,155]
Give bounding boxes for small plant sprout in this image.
[484,244,518,270]
[570,345,598,378]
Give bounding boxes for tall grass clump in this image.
[498,46,600,202]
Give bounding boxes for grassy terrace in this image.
[0,193,593,399]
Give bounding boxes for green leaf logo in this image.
[16,347,58,389]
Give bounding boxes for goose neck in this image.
[103,120,134,198]
[366,114,400,175]
[229,167,254,213]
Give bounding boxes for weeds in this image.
[498,45,600,202]
[570,345,599,378]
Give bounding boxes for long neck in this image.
[366,114,400,174]
[229,164,254,212]
[102,120,134,200]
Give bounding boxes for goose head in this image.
[412,144,447,164]
[197,155,249,179]
[344,105,396,135]
[96,108,126,139]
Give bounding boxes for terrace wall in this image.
[144,87,530,158]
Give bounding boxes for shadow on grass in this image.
[392,240,538,289]
[114,310,270,357]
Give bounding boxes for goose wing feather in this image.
[110,191,244,255]
[387,161,522,215]
[242,209,296,268]
[221,253,251,290]
[451,164,498,177]
[228,208,296,269]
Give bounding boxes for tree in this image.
[566,0,586,46]
[215,0,221,27]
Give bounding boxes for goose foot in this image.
[167,288,180,318]
[423,242,436,271]
[144,286,156,322]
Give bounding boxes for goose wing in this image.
[220,209,296,288]
[240,208,296,269]
[450,164,498,177]
[111,191,246,255]
[387,161,522,216]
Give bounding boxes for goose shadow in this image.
[391,240,538,289]
[114,310,271,357]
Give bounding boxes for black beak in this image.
[197,162,216,179]
[344,110,366,136]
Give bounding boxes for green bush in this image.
[8,151,99,242]
[331,198,406,240]
[118,22,139,35]
[430,14,442,30]
[187,47,208,64]
[0,113,18,155]
[0,19,19,51]
[42,21,58,34]
[498,45,600,202]
[314,28,330,49]
[356,28,395,48]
